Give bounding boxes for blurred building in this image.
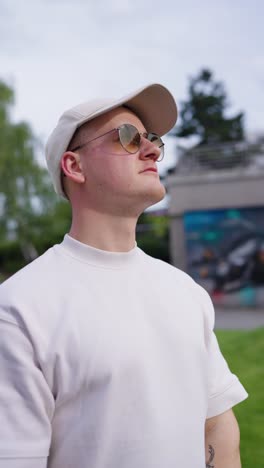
[166,139,264,307]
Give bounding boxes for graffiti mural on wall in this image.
[184,207,264,306]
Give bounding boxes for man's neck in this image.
[69,209,138,252]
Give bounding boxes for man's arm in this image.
[205,409,241,468]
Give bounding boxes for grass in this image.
[216,328,264,467]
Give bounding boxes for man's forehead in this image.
[86,106,140,127]
[68,105,144,149]
[79,106,143,136]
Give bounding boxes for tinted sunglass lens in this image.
[157,144,164,162]
[147,133,163,147]
[119,124,140,153]
[147,133,164,161]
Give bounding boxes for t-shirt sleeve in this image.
[0,314,54,462]
[195,284,248,419]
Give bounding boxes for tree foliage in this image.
[174,68,245,145]
[0,80,70,273]
[137,212,170,263]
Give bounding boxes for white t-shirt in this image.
[0,234,248,468]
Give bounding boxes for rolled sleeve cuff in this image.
[207,378,248,418]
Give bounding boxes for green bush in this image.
[0,240,27,276]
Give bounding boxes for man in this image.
[0,83,248,468]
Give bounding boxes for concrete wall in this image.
[169,216,186,270]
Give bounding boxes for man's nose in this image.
[138,136,161,161]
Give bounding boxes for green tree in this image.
[0,80,70,274]
[137,212,170,263]
[173,68,244,145]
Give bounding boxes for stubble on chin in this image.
[142,182,166,209]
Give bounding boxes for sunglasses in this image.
[70,123,165,162]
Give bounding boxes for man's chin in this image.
[142,185,166,208]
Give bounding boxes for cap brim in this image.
[123,83,177,136]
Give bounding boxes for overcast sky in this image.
[1,0,263,177]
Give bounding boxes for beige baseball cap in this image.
[45,83,178,198]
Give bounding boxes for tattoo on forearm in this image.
[206,444,215,468]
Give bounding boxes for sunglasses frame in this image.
[69,124,165,161]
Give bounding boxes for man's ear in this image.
[61,151,85,185]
